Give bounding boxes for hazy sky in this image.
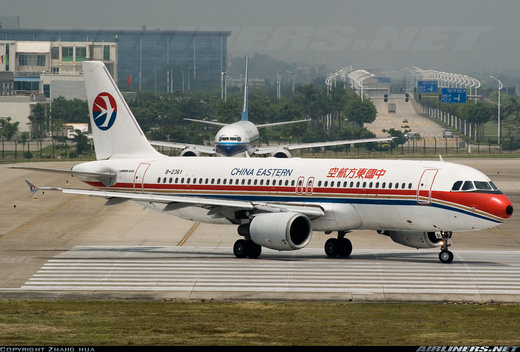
[3,0,520,78]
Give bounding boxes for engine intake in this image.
[271,148,292,158]
[381,230,442,249]
[180,148,201,157]
[242,212,312,251]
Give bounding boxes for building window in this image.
[62,47,74,61]
[18,54,46,66]
[76,47,87,61]
[103,45,110,60]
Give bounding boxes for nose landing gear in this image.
[438,231,453,264]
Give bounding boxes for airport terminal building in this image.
[0,26,231,92]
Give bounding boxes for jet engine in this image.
[380,230,443,249]
[180,148,201,157]
[239,212,312,250]
[270,148,292,158]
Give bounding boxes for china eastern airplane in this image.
[16,61,513,264]
[150,57,392,157]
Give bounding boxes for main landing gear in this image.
[324,231,352,258]
[233,239,262,259]
[438,231,454,264]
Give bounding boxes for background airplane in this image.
[151,57,392,157]
[15,61,513,265]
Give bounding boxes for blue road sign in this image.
[417,80,438,93]
[441,88,467,103]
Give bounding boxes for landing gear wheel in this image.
[247,241,262,259]
[233,239,248,258]
[338,238,352,258]
[325,235,353,258]
[324,238,339,257]
[439,250,454,264]
[234,239,262,259]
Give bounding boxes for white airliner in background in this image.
[150,57,392,157]
[17,61,513,264]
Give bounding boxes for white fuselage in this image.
[214,121,260,156]
[73,156,512,233]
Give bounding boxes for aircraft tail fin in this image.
[82,61,162,160]
[240,57,249,122]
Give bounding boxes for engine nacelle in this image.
[381,230,443,249]
[271,148,292,158]
[180,148,201,157]
[243,212,312,251]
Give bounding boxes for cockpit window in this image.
[474,181,493,190]
[452,180,498,191]
[452,181,463,191]
[461,181,475,190]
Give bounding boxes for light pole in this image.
[490,76,503,144]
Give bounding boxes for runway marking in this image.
[177,222,199,246]
[1,196,82,240]
[18,246,520,301]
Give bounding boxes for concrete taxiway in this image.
[1,158,519,302]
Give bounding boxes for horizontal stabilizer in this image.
[11,166,117,187]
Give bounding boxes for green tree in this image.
[0,117,19,140]
[458,102,490,141]
[28,103,50,139]
[344,98,377,128]
[502,95,520,142]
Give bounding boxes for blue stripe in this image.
[181,192,504,224]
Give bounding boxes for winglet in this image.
[439,154,444,162]
[241,56,249,122]
[25,180,39,197]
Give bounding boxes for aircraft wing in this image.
[26,181,325,218]
[255,119,311,128]
[253,137,394,155]
[11,166,117,187]
[183,118,227,127]
[149,141,217,155]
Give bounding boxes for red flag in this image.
[126,74,132,86]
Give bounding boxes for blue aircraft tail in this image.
[241,57,249,121]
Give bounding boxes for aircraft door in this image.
[133,163,151,191]
[417,169,438,205]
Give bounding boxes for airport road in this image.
[0,159,519,302]
[367,95,461,148]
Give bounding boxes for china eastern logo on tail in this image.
[92,92,117,130]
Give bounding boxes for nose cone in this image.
[487,194,513,220]
[216,143,246,157]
